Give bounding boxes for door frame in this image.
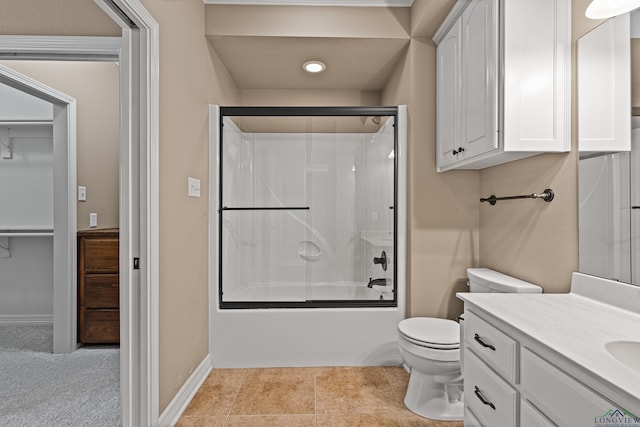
[0,63,78,354]
[0,0,159,424]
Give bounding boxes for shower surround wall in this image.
[210,105,406,367]
[221,118,395,302]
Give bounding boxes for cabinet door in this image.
[461,0,498,158]
[436,18,462,170]
[503,0,571,152]
[578,15,631,152]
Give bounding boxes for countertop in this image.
[458,274,640,415]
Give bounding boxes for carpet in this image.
[0,325,120,426]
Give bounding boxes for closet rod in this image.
[480,189,554,205]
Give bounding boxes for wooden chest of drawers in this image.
[78,228,119,344]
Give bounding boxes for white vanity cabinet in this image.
[433,0,571,172]
[463,306,630,426]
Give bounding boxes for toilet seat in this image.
[400,334,459,350]
[398,317,460,349]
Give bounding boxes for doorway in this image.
[0,0,160,424]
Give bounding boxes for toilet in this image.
[398,268,542,420]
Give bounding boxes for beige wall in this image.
[138,0,239,412]
[382,37,479,319]
[477,0,604,292]
[0,61,120,230]
[0,0,119,36]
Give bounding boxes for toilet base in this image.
[403,368,464,421]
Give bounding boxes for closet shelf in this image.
[0,228,54,237]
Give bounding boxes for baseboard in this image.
[0,314,53,325]
[159,353,212,427]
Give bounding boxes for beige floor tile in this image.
[182,369,247,417]
[316,413,461,427]
[174,415,227,427]
[225,414,316,426]
[176,366,465,427]
[381,366,412,412]
[230,368,315,415]
[316,367,399,414]
[316,366,390,385]
[383,366,410,389]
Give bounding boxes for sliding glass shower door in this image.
[218,107,398,308]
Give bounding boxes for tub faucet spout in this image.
[367,278,387,288]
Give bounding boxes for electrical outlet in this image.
[89,212,98,228]
[78,186,87,202]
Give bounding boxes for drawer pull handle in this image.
[474,333,496,351]
[474,386,496,410]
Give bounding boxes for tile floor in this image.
[177,366,464,427]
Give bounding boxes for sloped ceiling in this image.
[205,4,412,91]
[209,36,409,90]
[205,1,455,91]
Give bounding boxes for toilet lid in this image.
[398,317,460,346]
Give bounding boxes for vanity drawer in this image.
[465,407,484,427]
[521,399,556,427]
[465,349,518,427]
[465,309,518,382]
[521,347,616,426]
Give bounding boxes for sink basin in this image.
[605,341,640,375]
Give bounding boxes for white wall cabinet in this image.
[463,306,628,426]
[578,15,631,153]
[436,18,461,169]
[434,0,571,172]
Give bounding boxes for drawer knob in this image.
[474,333,496,351]
[474,386,496,410]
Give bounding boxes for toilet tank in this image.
[467,268,543,293]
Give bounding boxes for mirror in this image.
[578,11,640,285]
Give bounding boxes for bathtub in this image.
[210,295,404,368]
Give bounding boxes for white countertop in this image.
[458,274,640,415]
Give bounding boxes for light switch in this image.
[78,186,87,202]
[90,213,98,228]
[188,177,201,198]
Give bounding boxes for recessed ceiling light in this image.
[303,60,326,73]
